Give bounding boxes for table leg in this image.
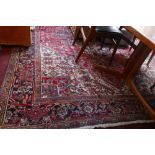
[127,78,155,119]
[126,43,155,119]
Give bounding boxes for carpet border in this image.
[0,49,19,126]
[0,27,154,129]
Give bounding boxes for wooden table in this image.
[99,26,155,119]
[85,26,155,119]
[73,26,155,119]
[123,26,155,119]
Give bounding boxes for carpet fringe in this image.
[78,120,154,129]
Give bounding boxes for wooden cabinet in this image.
[0,26,31,46]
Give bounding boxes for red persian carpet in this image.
[0,26,155,128]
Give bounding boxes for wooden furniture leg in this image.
[147,52,154,67]
[150,83,155,92]
[94,64,123,77]
[109,37,121,65]
[126,43,155,119]
[72,26,81,45]
[127,79,155,119]
[75,28,96,63]
[99,37,106,50]
[129,36,136,51]
[95,42,148,79]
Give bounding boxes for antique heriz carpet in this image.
[0,26,155,129]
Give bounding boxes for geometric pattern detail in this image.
[0,26,155,128]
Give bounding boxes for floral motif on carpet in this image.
[0,26,155,128]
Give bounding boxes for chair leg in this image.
[100,37,105,50]
[119,26,123,30]
[109,38,121,65]
[75,30,96,63]
[129,36,136,52]
[72,26,81,45]
[147,52,154,67]
[150,83,155,92]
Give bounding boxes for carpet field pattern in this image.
[0,26,155,128]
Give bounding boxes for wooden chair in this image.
[120,27,155,67]
[118,27,155,70]
[119,26,137,51]
[73,26,136,65]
